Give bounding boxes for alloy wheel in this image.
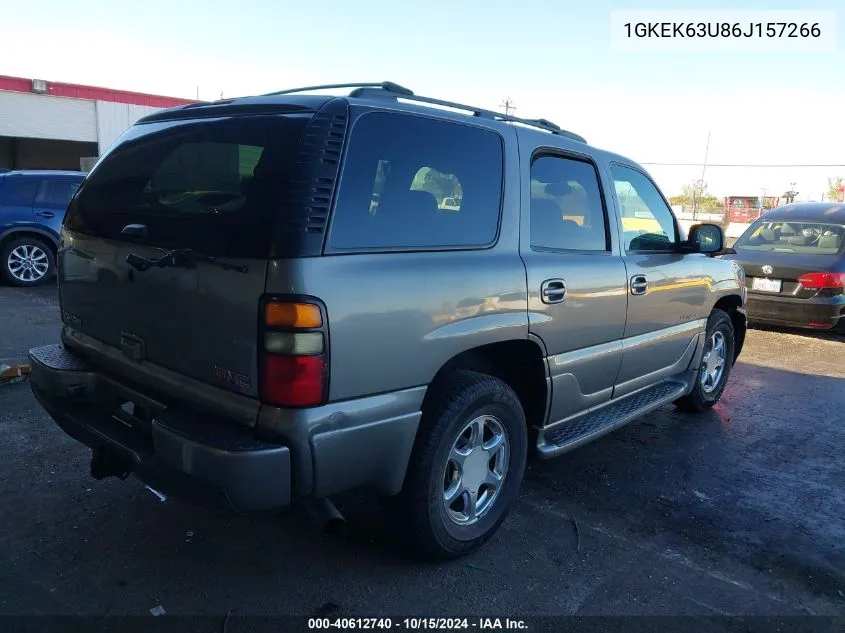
[442,415,510,525]
[7,244,50,283]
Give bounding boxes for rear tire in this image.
[675,308,735,412]
[1,237,56,287]
[387,371,527,560]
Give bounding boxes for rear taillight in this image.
[260,299,327,407]
[797,272,845,289]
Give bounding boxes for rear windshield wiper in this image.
[126,248,249,274]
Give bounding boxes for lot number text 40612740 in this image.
[307,618,528,630]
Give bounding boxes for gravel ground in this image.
[0,284,843,631]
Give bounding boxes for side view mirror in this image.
[679,223,725,255]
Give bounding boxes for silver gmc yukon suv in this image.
[28,82,747,560]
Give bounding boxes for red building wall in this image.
[0,75,197,108]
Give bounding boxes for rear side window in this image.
[36,179,82,210]
[329,112,503,250]
[64,115,309,257]
[0,177,39,207]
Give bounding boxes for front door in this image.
[521,152,628,423]
[609,163,709,398]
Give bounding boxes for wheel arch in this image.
[0,227,60,253]
[713,294,746,363]
[422,339,550,432]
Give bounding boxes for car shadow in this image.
[525,357,845,602]
[3,357,843,616]
[748,321,844,343]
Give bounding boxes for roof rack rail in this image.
[348,85,586,144]
[259,81,586,143]
[263,81,414,97]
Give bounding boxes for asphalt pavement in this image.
[0,283,843,628]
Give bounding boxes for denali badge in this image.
[212,364,251,392]
[761,265,773,275]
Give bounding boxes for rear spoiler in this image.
[137,101,317,124]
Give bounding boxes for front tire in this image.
[675,308,735,412]
[388,371,527,560]
[1,237,55,287]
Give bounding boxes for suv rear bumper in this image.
[28,343,424,512]
[29,344,291,513]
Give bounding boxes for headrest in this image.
[818,234,841,250]
[405,190,439,215]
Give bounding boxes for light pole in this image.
[692,130,711,221]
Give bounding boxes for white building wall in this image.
[95,101,163,154]
[0,90,97,142]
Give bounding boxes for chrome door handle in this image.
[630,275,648,296]
[541,278,567,304]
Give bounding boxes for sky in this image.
[1,0,844,200]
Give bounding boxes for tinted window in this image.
[36,179,82,209]
[0,177,39,207]
[64,115,309,257]
[530,155,608,251]
[735,219,845,255]
[610,164,677,252]
[329,112,503,250]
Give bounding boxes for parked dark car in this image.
[723,202,845,331]
[0,170,86,286]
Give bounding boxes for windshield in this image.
[734,219,845,255]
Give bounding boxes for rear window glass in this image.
[329,112,503,250]
[64,115,309,257]
[36,179,82,209]
[735,220,845,255]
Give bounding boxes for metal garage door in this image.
[0,90,97,142]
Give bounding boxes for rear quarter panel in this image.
[268,251,527,401]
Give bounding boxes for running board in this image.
[536,380,688,459]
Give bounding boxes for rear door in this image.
[33,177,82,234]
[0,174,40,227]
[610,163,709,398]
[521,151,628,422]
[60,114,310,398]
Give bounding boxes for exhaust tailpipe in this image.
[304,498,345,535]
[90,448,131,481]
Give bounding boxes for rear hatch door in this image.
[60,112,311,398]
